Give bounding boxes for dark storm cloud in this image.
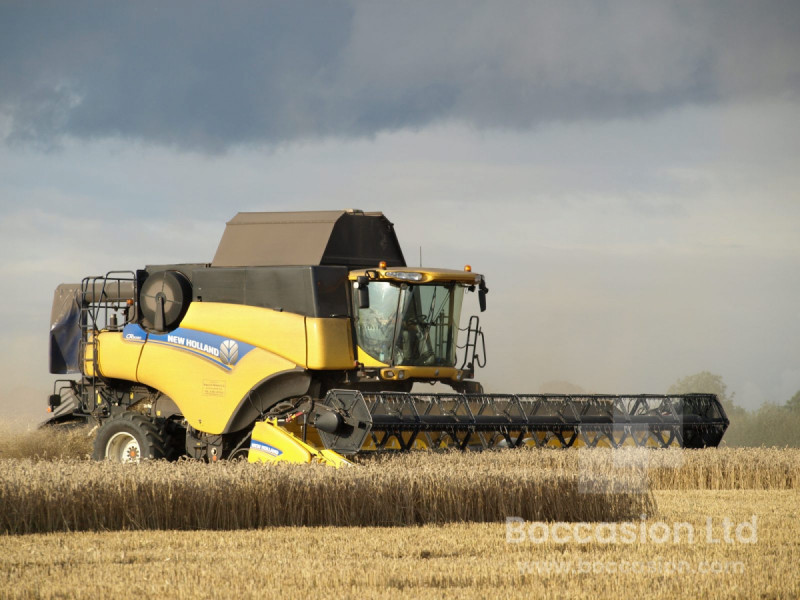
[1,0,799,149]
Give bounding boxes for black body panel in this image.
[191,265,351,318]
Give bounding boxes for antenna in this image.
[419,246,422,267]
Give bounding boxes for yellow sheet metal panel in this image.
[180,302,308,366]
[354,351,466,381]
[379,366,464,381]
[305,317,355,369]
[248,420,313,464]
[249,419,353,467]
[317,448,354,468]
[136,341,297,434]
[355,345,388,367]
[93,332,142,380]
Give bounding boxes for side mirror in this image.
[478,279,488,312]
[48,394,61,410]
[357,276,370,309]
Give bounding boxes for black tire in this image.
[228,447,250,462]
[162,419,187,461]
[92,412,168,462]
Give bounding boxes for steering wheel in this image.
[405,315,429,328]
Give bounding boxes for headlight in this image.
[384,271,424,282]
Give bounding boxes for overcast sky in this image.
[1,1,799,422]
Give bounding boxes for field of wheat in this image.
[1,424,798,598]
[0,452,657,533]
[0,422,94,460]
[2,489,797,599]
[2,446,799,534]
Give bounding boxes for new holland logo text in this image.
[166,334,220,357]
[251,440,282,456]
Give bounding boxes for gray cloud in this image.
[1,97,800,419]
[1,1,799,149]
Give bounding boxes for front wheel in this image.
[92,412,168,462]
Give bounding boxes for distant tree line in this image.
[668,371,800,447]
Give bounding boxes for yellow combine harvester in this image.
[46,210,728,464]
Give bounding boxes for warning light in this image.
[378,261,387,269]
[126,299,134,306]
[464,265,472,272]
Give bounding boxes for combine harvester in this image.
[47,211,729,465]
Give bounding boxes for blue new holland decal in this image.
[122,324,255,371]
[251,440,283,457]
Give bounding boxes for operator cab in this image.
[348,266,487,384]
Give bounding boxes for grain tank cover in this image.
[211,210,406,269]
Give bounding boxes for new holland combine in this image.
[47,210,729,465]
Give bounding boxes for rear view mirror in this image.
[357,276,370,309]
[478,279,488,312]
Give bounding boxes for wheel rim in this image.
[106,432,141,463]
